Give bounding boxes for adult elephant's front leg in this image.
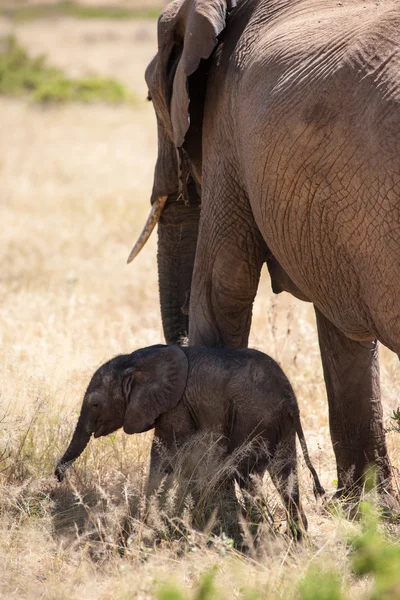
[189,182,267,348]
[315,307,391,495]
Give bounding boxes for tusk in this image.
[127,196,168,264]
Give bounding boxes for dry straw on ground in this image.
[1,11,400,600]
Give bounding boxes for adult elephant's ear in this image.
[122,345,188,434]
[171,0,230,149]
[145,0,231,193]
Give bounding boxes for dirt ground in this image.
[1,11,400,600]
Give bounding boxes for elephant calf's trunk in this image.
[55,425,91,482]
[55,459,73,482]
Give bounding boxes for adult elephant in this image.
[128,0,400,495]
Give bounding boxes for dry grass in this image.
[1,12,400,600]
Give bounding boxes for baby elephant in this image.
[55,345,324,537]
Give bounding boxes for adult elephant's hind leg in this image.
[315,307,391,496]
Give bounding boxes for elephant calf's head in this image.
[55,345,189,481]
[81,365,126,439]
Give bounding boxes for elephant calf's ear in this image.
[123,345,188,434]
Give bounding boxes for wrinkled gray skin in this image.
[55,345,324,539]
[145,0,400,495]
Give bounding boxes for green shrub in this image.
[298,568,348,600]
[351,501,400,600]
[0,35,135,104]
[154,499,400,600]
[158,569,217,600]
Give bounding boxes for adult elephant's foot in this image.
[314,307,392,498]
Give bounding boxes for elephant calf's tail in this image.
[295,417,325,498]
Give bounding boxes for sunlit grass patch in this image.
[0,35,136,103]
[0,1,161,21]
[152,497,400,600]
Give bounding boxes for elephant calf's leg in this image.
[315,307,391,496]
[268,438,307,540]
[146,438,172,497]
